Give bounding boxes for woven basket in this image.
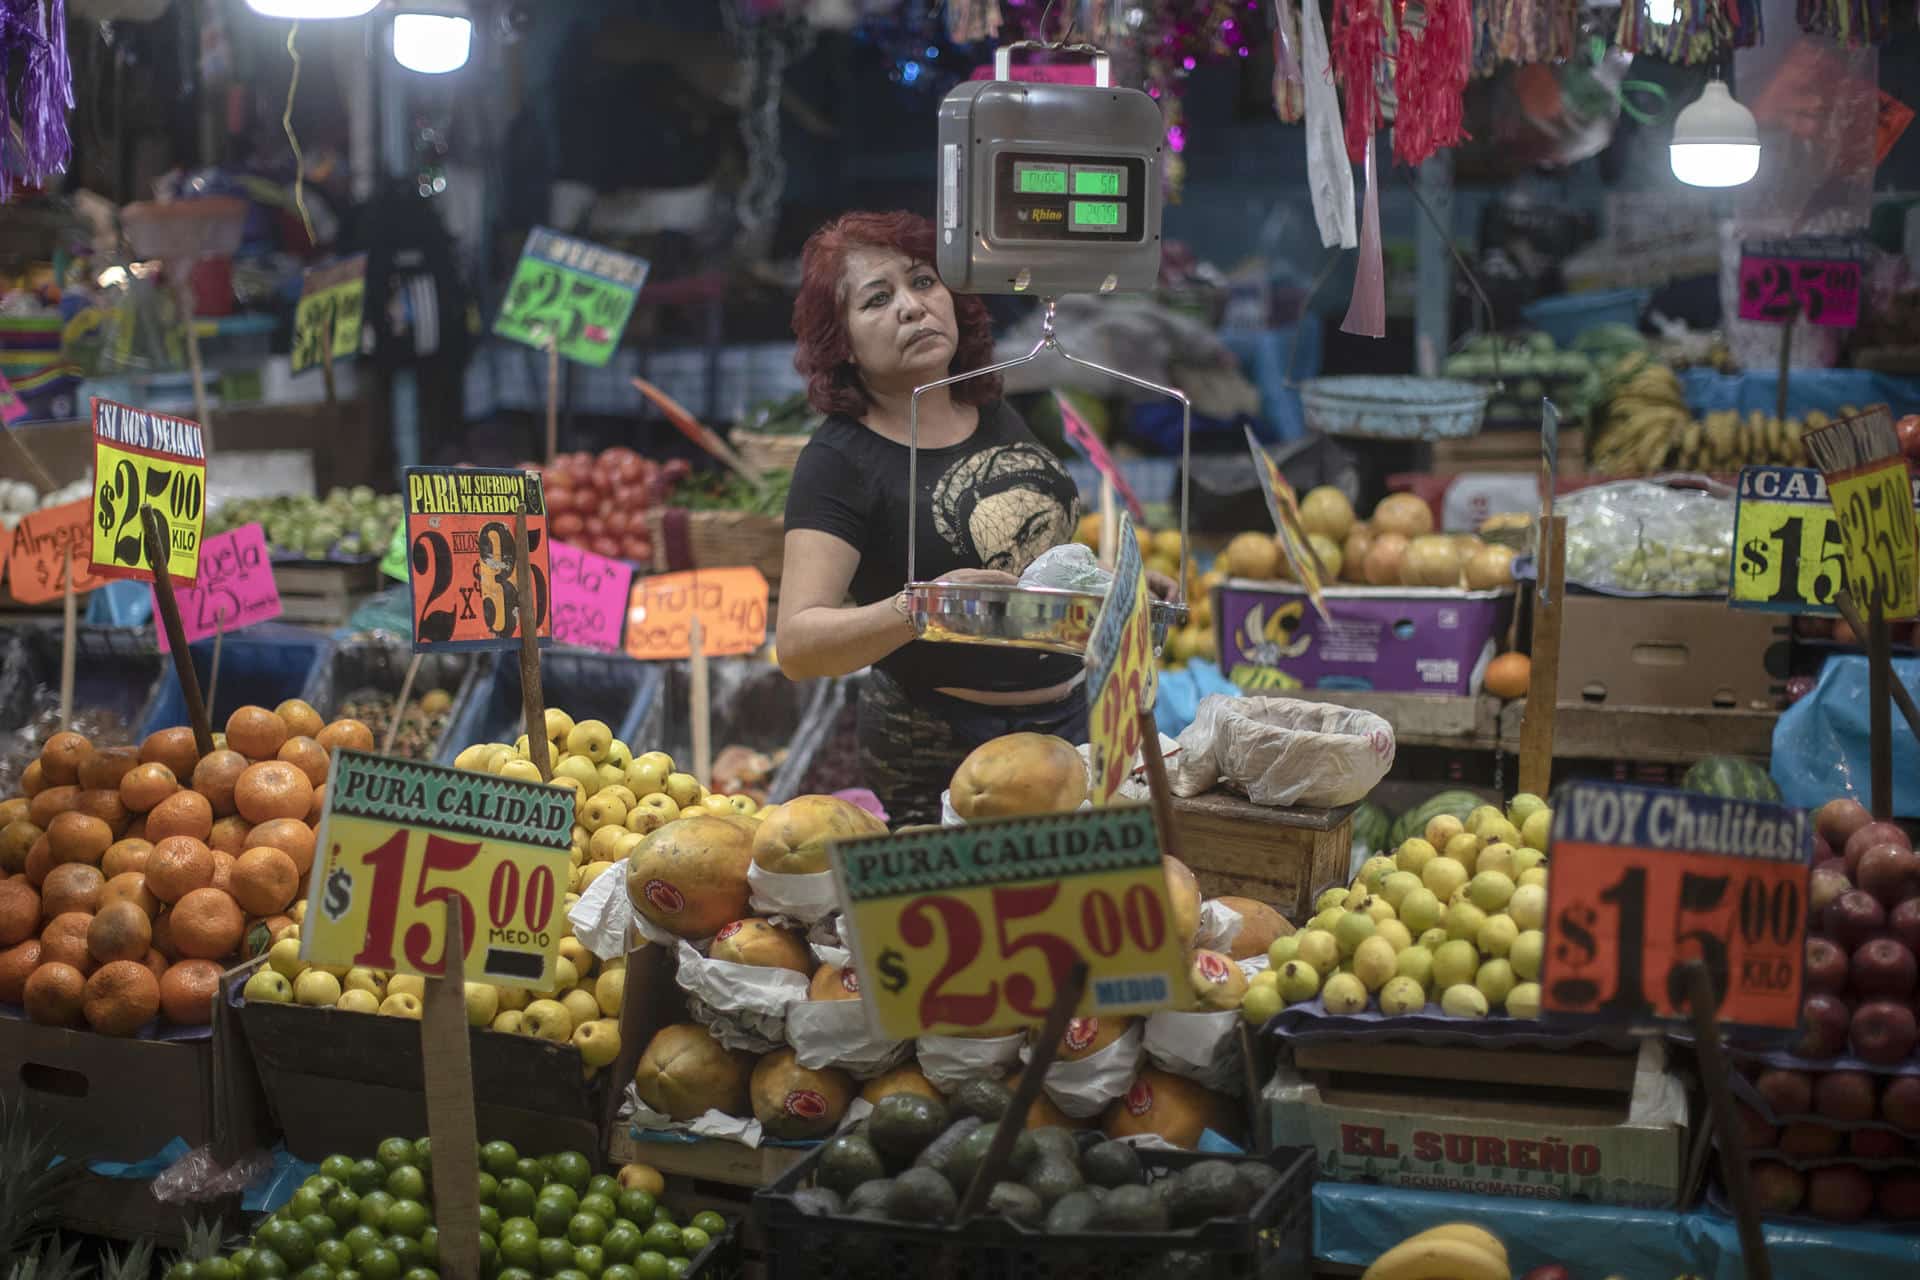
[650,508,786,588]
[732,429,809,476]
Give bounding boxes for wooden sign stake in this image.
[420,897,482,1280]
[1867,588,1893,821]
[512,510,552,781]
[690,616,711,788]
[382,652,426,758]
[1834,588,1920,745]
[1135,707,1180,859]
[1097,480,1118,570]
[142,507,216,757]
[5,429,59,493]
[1683,961,1774,1280]
[957,962,1089,1220]
[319,310,339,410]
[545,334,561,466]
[206,612,226,723]
[1518,514,1566,797]
[176,280,216,444]
[1773,305,1797,426]
[58,547,75,731]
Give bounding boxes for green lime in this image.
[417,1227,438,1268]
[676,1228,709,1257]
[575,1194,614,1224]
[344,1225,384,1261]
[410,1138,432,1167]
[630,1253,667,1280]
[349,1160,385,1196]
[270,1222,316,1269]
[599,1222,642,1265]
[287,1187,327,1221]
[602,1268,637,1280]
[469,1206,497,1240]
[514,1158,546,1188]
[535,1237,575,1277]
[335,1271,363,1280]
[551,1152,592,1193]
[357,1190,395,1231]
[481,1141,520,1180]
[385,1166,426,1203]
[477,1235,498,1279]
[687,1212,723,1238]
[498,1271,535,1280]
[165,1262,197,1280]
[228,1250,256,1276]
[384,1235,424,1270]
[499,1224,540,1271]
[320,1155,357,1184]
[299,1213,336,1244]
[586,1175,620,1202]
[403,1270,438,1280]
[662,1260,688,1280]
[567,1213,608,1248]
[360,1247,401,1280]
[496,1177,537,1220]
[476,1171,499,1205]
[326,1189,362,1231]
[531,1198,572,1239]
[376,1139,416,1173]
[293,1265,331,1280]
[388,1200,431,1241]
[614,1190,655,1226]
[649,1207,674,1228]
[199,1260,238,1280]
[638,1224,680,1259]
[245,1251,287,1280]
[316,1240,354,1271]
[572,1245,606,1278]
[551,1271,590,1280]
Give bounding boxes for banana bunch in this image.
[1592,355,1691,476]
[1362,1223,1510,1280]
[1668,408,1822,472]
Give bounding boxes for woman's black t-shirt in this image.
[783,400,1084,696]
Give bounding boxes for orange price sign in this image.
[624,567,769,660]
[1543,782,1812,1031]
[403,467,553,651]
[7,499,109,604]
[1086,511,1156,804]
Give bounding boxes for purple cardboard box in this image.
[1215,580,1514,696]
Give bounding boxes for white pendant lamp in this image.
[393,11,472,74]
[244,0,381,17]
[1670,79,1760,188]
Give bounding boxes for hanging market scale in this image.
[907,40,1191,656]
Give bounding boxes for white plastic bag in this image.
[1299,0,1358,250]
[1022,1021,1145,1119]
[1143,1010,1245,1094]
[1170,695,1393,807]
[621,1088,766,1148]
[1196,900,1243,955]
[786,999,913,1078]
[916,1033,1025,1094]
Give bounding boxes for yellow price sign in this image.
[830,807,1185,1040]
[1827,457,1920,620]
[1086,511,1157,804]
[1730,466,1859,614]
[292,255,367,374]
[302,750,574,988]
[89,399,206,585]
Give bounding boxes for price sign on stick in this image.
[88,398,206,585]
[7,500,108,604]
[0,369,26,426]
[1244,426,1332,624]
[493,228,650,369]
[550,539,635,652]
[403,467,553,651]
[1728,465,1897,614]
[155,524,282,651]
[1803,406,1920,621]
[1055,392,1145,523]
[380,520,409,583]
[1542,782,1811,1031]
[302,749,573,987]
[1086,512,1157,805]
[1737,240,1864,328]
[831,807,1185,1039]
[624,567,768,660]
[291,254,367,374]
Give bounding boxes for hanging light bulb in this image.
[245,0,381,17]
[1670,79,1760,188]
[392,3,473,75]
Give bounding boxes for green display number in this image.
[1071,202,1120,229]
[1074,170,1120,196]
[1016,166,1068,195]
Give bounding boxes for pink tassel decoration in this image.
[2,0,72,201]
[1331,0,1385,165]
[1393,0,1472,167]
[1341,135,1387,339]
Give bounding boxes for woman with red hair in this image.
[776,210,1085,826]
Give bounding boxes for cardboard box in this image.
[0,1017,215,1163]
[1557,595,1785,711]
[1265,1038,1695,1209]
[1216,581,1513,697]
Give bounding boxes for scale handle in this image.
[994,43,1110,88]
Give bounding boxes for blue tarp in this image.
[1770,654,1920,818]
[1681,369,1920,421]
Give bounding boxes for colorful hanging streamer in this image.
[1470,0,1580,75]
[1393,0,1472,165]
[1615,0,1763,65]
[0,0,72,201]
[1796,0,1889,46]
[1332,0,1386,165]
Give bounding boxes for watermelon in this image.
[1681,756,1781,802]
[1351,801,1391,858]
[1386,789,1489,850]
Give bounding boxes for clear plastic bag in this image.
[153,1145,277,1204]
[1170,695,1395,807]
[1560,476,1735,597]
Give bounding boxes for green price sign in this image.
[292,255,367,375]
[493,228,650,369]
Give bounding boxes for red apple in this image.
[1806,1164,1874,1222]
[1779,1122,1842,1157]
[1750,1161,1807,1214]
[1735,1101,1778,1150]
[1813,1071,1878,1122]
[1883,1075,1920,1131]
[1785,675,1816,705]
[620,537,653,564]
[1756,1068,1814,1117]
[1851,937,1917,1000]
[1826,890,1887,952]
[1892,899,1920,955]
[1796,993,1854,1058]
[590,536,623,560]
[552,512,586,540]
[1810,866,1852,920]
[1898,414,1920,460]
[1818,798,1874,849]
[1806,936,1850,995]
[1845,821,1911,878]
[1878,1170,1920,1221]
[1849,1127,1904,1158]
[1851,999,1919,1065]
[1834,617,1859,645]
[1858,844,1920,908]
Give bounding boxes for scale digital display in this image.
[1071,201,1120,229]
[991,151,1146,245]
[1015,163,1069,195]
[1074,168,1123,197]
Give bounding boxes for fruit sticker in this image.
[1542,781,1812,1030]
[840,967,860,995]
[716,920,742,942]
[403,467,554,651]
[88,397,206,585]
[785,1090,828,1120]
[1125,1079,1153,1116]
[643,880,685,916]
[302,749,574,988]
[1064,1017,1098,1053]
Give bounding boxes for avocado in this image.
[944,1123,1040,1191]
[1165,1160,1243,1227]
[1042,1190,1102,1234]
[845,1178,895,1217]
[951,1079,1013,1122]
[1073,1129,1106,1156]
[817,1134,888,1197]
[1233,1160,1282,1206]
[1096,1183,1169,1232]
[886,1167,959,1224]
[1022,1158,1085,1208]
[790,1186,844,1217]
[1028,1126,1080,1167]
[986,1181,1044,1227]
[1082,1140,1145,1189]
[913,1117,982,1177]
[868,1094,950,1165]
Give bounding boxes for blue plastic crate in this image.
[0,626,166,737]
[138,624,335,738]
[435,650,663,764]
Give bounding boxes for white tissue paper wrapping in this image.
[1019,1021,1145,1119]
[1196,900,1244,955]
[942,789,1095,827]
[675,941,809,1053]
[1020,543,1114,594]
[1144,1010,1245,1094]
[1169,695,1393,808]
[746,862,842,926]
[1238,954,1271,979]
[569,868,635,961]
[1298,0,1357,250]
[916,1033,1025,1094]
[1074,737,1182,805]
[620,1089,766,1148]
[787,999,913,1078]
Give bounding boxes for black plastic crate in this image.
[298,633,482,761]
[753,1144,1313,1280]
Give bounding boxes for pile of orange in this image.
[0,700,371,1037]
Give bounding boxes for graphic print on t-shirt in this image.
[930,443,1079,576]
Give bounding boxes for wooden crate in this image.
[1169,790,1355,922]
[272,560,382,626]
[1429,427,1589,476]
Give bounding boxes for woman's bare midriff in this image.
[935,678,1080,707]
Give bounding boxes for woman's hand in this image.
[1146,571,1179,601]
[935,568,1021,587]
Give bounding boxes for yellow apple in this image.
[268,937,305,980]
[335,988,379,1014]
[523,998,573,1042]
[464,982,500,1028]
[595,966,625,1017]
[572,1018,621,1068]
[294,970,343,1007]
[490,1009,525,1035]
[387,973,426,1001]
[560,987,601,1029]
[243,968,293,1004]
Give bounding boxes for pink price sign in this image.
[1737,252,1862,328]
[1056,393,1145,524]
[155,524,282,651]
[550,539,636,652]
[0,370,25,426]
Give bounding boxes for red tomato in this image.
[1897,414,1920,460]
[590,536,623,559]
[552,512,586,539]
[620,536,653,563]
